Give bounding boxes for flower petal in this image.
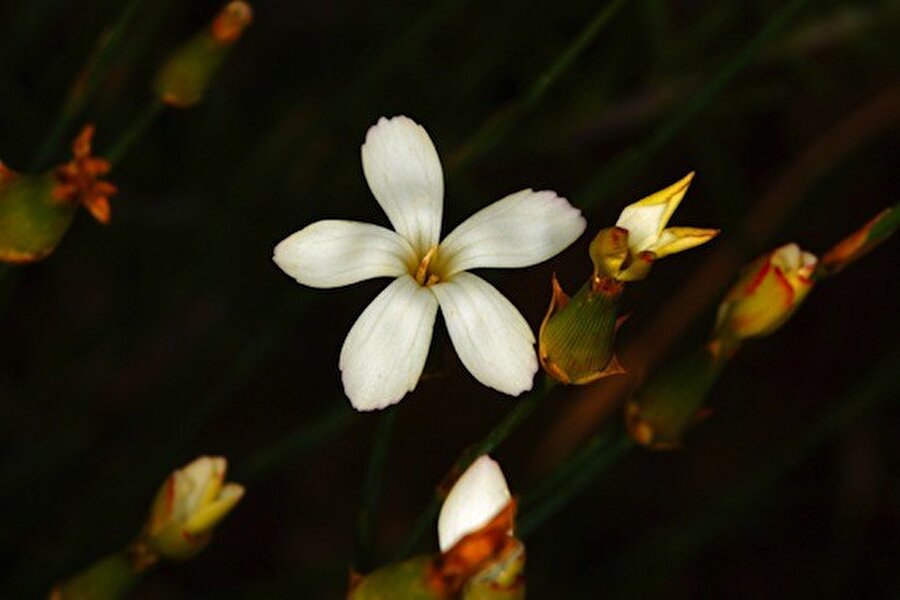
[340,275,439,411]
[616,172,694,253]
[361,116,444,254]
[436,189,586,277]
[646,226,719,258]
[438,455,511,552]
[431,272,537,395]
[274,220,416,288]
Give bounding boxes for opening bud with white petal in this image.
[595,172,719,282]
[714,243,817,342]
[438,455,512,552]
[348,456,523,599]
[138,456,244,563]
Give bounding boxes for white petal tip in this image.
[438,455,512,552]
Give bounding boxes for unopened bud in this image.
[539,274,626,385]
[819,205,899,277]
[136,456,243,564]
[625,345,725,449]
[154,2,253,108]
[350,457,524,599]
[714,243,816,342]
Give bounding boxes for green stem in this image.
[354,408,400,572]
[518,427,634,539]
[598,346,900,596]
[391,377,556,560]
[105,100,166,168]
[234,402,356,484]
[31,0,147,171]
[448,0,632,172]
[0,264,17,317]
[520,423,620,513]
[52,551,143,600]
[575,0,811,210]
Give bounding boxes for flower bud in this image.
[153,2,253,108]
[819,205,898,277]
[137,456,243,564]
[0,125,115,264]
[594,173,719,282]
[714,243,816,341]
[349,456,523,599]
[538,274,626,385]
[625,345,724,449]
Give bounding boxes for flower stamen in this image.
[415,245,441,286]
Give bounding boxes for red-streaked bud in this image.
[153,2,253,108]
[714,243,816,342]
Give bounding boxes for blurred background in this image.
[0,0,898,597]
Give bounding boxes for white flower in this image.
[274,116,586,410]
[437,455,512,552]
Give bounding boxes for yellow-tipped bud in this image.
[597,173,719,281]
[137,456,244,564]
[153,2,253,108]
[1,125,116,263]
[538,274,626,385]
[714,243,816,342]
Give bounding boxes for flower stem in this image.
[390,377,556,560]
[30,0,147,171]
[234,402,356,484]
[354,407,399,572]
[518,425,634,539]
[574,0,812,210]
[51,551,143,600]
[597,345,900,596]
[448,0,631,172]
[105,100,166,168]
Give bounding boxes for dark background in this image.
[0,0,898,597]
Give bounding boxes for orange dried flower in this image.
[52,124,117,224]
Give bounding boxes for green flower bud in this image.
[539,274,626,385]
[0,169,75,263]
[349,556,442,600]
[625,344,725,449]
[153,2,253,108]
